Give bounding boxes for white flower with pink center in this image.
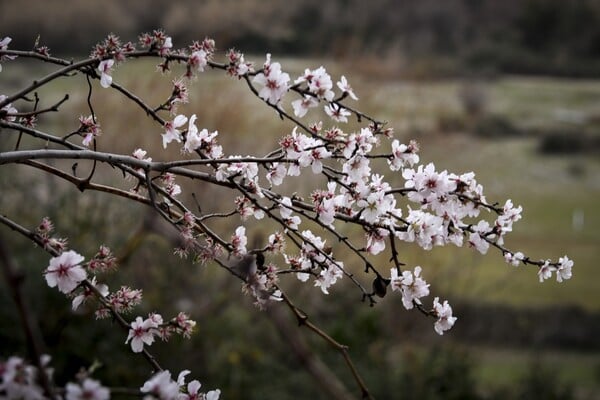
[125,316,158,353]
[162,114,188,148]
[314,261,344,294]
[325,103,351,123]
[390,266,430,310]
[432,297,457,335]
[231,226,248,256]
[98,59,114,88]
[189,49,208,72]
[140,370,179,399]
[504,251,525,267]
[266,163,287,186]
[253,54,290,105]
[389,139,420,170]
[337,75,358,100]
[556,256,573,283]
[538,260,552,282]
[45,250,87,294]
[468,220,491,254]
[291,95,319,118]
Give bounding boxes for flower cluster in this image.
[35,217,67,253]
[432,297,457,335]
[538,256,573,283]
[123,308,196,353]
[225,48,254,78]
[78,115,102,146]
[282,230,344,294]
[141,370,220,400]
[242,262,283,309]
[390,266,430,310]
[1,31,578,397]
[0,355,49,400]
[90,33,134,61]
[281,127,332,175]
[65,378,110,400]
[0,355,111,400]
[98,285,142,317]
[253,54,290,105]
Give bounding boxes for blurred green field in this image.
[1,56,599,398]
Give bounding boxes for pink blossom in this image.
[389,139,419,170]
[140,370,179,400]
[390,266,430,310]
[179,379,202,400]
[291,95,318,117]
[396,209,444,250]
[315,197,336,226]
[314,261,344,294]
[266,163,287,186]
[235,197,264,220]
[0,37,17,72]
[297,66,334,101]
[98,59,114,88]
[45,250,87,294]
[231,226,248,256]
[132,148,150,161]
[65,378,110,400]
[0,356,45,399]
[279,197,301,230]
[158,36,173,56]
[432,297,457,335]
[556,256,573,282]
[206,389,222,400]
[79,115,102,147]
[403,163,457,206]
[162,114,188,148]
[132,148,152,177]
[468,220,491,254]
[252,54,290,105]
[504,251,524,267]
[325,103,351,123]
[267,232,286,253]
[342,155,371,183]
[337,75,358,100]
[366,229,387,255]
[225,49,253,77]
[538,261,552,282]
[300,230,327,266]
[357,190,392,223]
[72,276,108,310]
[189,49,208,73]
[125,316,158,353]
[0,95,18,122]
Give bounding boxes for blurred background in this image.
[1,0,599,399]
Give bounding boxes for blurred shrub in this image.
[473,115,523,139]
[396,345,480,400]
[537,131,600,155]
[512,359,574,400]
[437,111,468,133]
[459,82,489,118]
